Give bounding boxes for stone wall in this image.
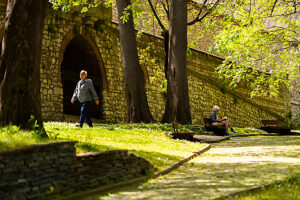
[291,74,300,126]
[40,6,126,122]
[136,33,287,127]
[185,49,288,126]
[0,4,291,127]
[0,142,153,200]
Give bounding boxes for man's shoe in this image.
[231,130,238,134]
[224,133,229,136]
[75,123,82,128]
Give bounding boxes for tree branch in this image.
[188,0,222,25]
[147,0,166,31]
[162,1,170,19]
[187,0,208,25]
[270,0,278,16]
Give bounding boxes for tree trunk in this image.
[162,30,169,79]
[116,0,154,123]
[0,0,47,132]
[162,0,191,124]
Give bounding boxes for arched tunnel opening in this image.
[61,36,103,119]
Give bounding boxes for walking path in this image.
[89,136,300,200]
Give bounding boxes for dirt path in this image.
[88,136,300,200]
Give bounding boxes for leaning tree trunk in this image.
[162,0,191,124]
[0,0,48,131]
[116,0,154,123]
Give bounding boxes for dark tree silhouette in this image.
[0,0,48,135]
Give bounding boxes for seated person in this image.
[210,105,237,134]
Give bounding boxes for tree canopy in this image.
[212,0,299,97]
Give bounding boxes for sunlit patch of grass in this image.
[0,126,52,151]
[232,127,268,135]
[44,122,207,170]
[221,172,300,200]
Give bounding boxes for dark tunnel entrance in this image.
[61,36,103,119]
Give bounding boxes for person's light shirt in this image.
[71,78,99,103]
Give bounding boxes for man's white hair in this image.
[80,70,87,76]
[213,105,220,110]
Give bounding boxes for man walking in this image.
[71,70,99,127]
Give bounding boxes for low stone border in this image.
[153,144,211,177]
[213,180,281,200]
[193,135,230,143]
[58,144,211,200]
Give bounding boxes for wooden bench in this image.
[260,120,291,135]
[203,117,227,136]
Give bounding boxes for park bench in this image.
[260,120,291,135]
[203,117,226,136]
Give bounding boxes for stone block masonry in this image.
[0,142,153,200]
[0,3,292,127]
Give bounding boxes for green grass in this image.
[44,122,207,170]
[220,172,300,200]
[233,127,269,135]
[0,122,271,170]
[0,126,52,151]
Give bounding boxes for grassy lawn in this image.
[221,172,300,200]
[0,126,53,151]
[0,122,279,170]
[44,122,207,170]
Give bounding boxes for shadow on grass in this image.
[75,142,182,170]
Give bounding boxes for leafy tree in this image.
[0,0,48,136]
[212,0,300,97]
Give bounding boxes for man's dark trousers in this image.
[79,101,92,127]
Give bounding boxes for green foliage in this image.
[1,125,20,135]
[233,96,238,104]
[47,23,57,34]
[160,79,167,98]
[50,0,112,13]
[0,126,51,151]
[220,83,227,94]
[73,24,80,35]
[84,23,93,31]
[214,0,300,98]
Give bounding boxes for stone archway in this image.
[61,35,104,119]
